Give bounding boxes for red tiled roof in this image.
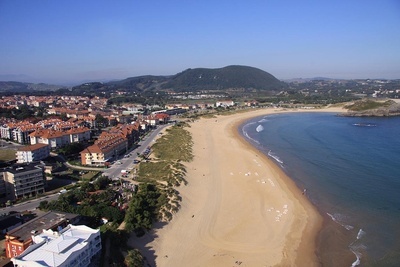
[18,143,49,152]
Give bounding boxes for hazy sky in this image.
[1,0,399,84]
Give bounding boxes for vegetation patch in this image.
[0,149,17,162]
[346,99,395,111]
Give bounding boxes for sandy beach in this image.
[129,107,345,267]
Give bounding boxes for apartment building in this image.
[29,127,90,149]
[2,163,46,200]
[12,224,101,267]
[5,211,80,258]
[16,143,50,163]
[80,134,128,166]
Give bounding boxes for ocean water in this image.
[241,112,400,267]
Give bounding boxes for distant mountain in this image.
[107,75,169,91]
[283,77,339,83]
[1,65,287,94]
[0,81,65,92]
[161,65,287,92]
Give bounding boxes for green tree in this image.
[125,249,144,267]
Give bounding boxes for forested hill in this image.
[161,65,287,92]
[1,65,287,94]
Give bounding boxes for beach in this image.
[130,107,345,266]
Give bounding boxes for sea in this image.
[240,112,400,267]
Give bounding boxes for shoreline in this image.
[129,106,345,266]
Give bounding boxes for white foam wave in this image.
[258,118,269,123]
[326,212,354,230]
[268,150,283,164]
[350,249,361,267]
[242,128,260,144]
[349,243,367,267]
[352,123,377,127]
[356,229,365,240]
[256,124,264,132]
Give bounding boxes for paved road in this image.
[0,193,59,214]
[103,124,171,180]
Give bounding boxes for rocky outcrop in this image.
[340,100,400,117]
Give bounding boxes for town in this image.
[0,77,399,267]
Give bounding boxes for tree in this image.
[125,249,144,267]
[124,183,162,233]
[60,112,68,121]
[95,114,108,128]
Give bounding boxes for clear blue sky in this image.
[1,0,399,84]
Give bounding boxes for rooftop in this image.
[6,211,80,242]
[13,225,100,267]
[3,163,44,174]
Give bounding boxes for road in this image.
[0,193,59,214]
[103,123,171,180]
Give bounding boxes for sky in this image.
[0,0,399,84]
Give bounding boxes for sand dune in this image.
[130,107,344,266]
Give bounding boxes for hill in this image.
[0,81,65,92]
[161,65,287,92]
[1,66,287,94]
[341,100,400,117]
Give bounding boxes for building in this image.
[216,100,235,108]
[80,134,127,166]
[0,212,24,235]
[29,127,91,149]
[2,163,46,200]
[11,224,101,267]
[16,143,50,163]
[5,211,80,258]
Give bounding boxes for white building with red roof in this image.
[16,143,50,163]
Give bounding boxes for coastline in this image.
[129,106,345,266]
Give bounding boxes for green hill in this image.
[161,65,287,92]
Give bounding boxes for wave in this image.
[241,127,260,145]
[256,124,264,132]
[325,217,367,267]
[258,118,269,123]
[268,150,283,164]
[326,212,354,230]
[350,248,361,267]
[349,230,367,267]
[356,228,365,240]
[352,123,377,127]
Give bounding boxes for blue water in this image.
[241,112,400,266]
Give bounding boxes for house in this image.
[16,143,50,163]
[216,100,235,108]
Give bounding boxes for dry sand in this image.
[129,106,345,267]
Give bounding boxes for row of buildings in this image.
[1,115,171,201]
[2,112,170,165]
[0,118,91,146]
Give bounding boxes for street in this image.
[102,123,171,180]
[0,193,59,214]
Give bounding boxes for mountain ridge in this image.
[0,65,287,93]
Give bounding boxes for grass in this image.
[346,100,395,111]
[151,124,193,162]
[81,171,100,181]
[135,123,193,221]
[0,149,16,161]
